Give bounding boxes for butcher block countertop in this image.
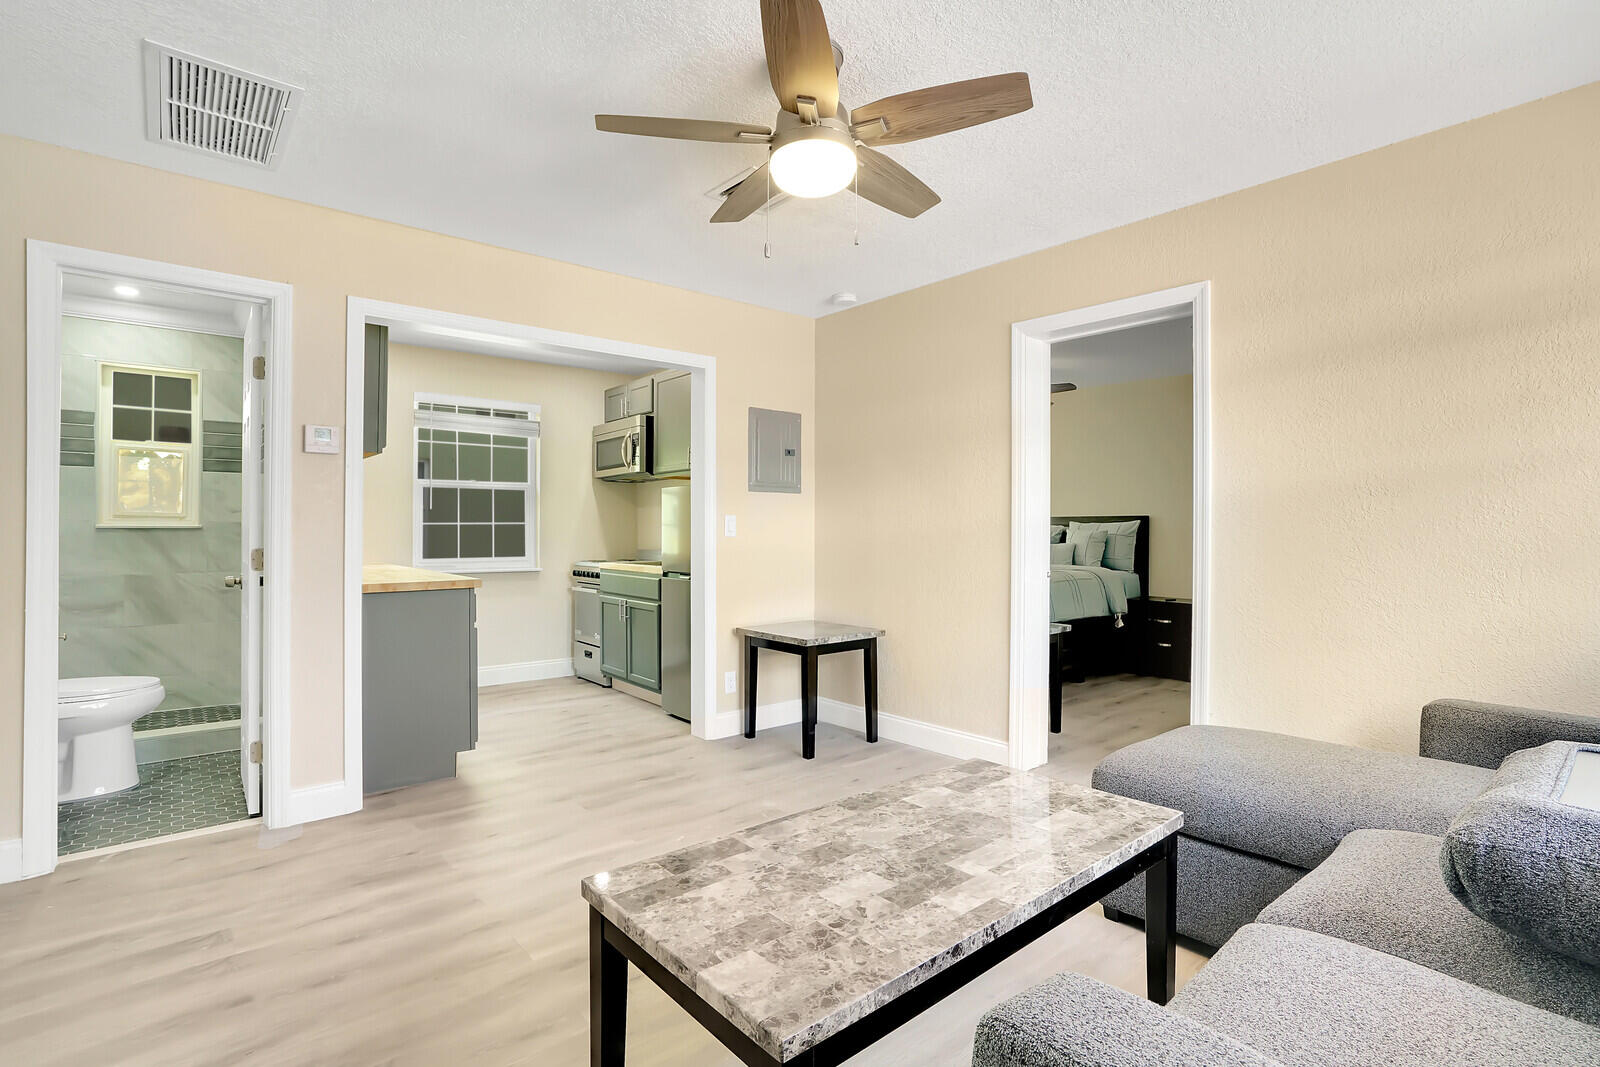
[362,563,482,594]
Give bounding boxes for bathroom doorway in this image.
[21,243,293,879]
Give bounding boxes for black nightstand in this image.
[1134,597,1192,681]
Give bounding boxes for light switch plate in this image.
[724,515,737,537]
[303,424,341,454]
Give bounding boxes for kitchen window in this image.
[413,393,540,572]
[96,361,202,528]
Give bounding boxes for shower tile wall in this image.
[58,317,244,712]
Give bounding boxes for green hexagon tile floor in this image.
[57,751,249,855]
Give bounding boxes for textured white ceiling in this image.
[4,1,1598,318]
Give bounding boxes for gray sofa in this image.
[972,704,1600,1066]
[1092,698,1600,946]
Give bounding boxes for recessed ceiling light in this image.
[113,284,141,298]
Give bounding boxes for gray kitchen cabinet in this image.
[363,323,388,457]
[363,586,477,792]
[599,592,662,692]
[626,375,656,417]
[626,599,661,689]
[599,595,629,678]
[651,370,691,477]
[603,384,627,423]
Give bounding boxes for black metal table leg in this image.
[590,910,628,1066]
[744,637,758,739]
[1049,634,1062,734]
[801,648,819,759]
[1145,835,1177,1004]
[863,639,878,743]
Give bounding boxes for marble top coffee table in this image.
[583,760,1182,1066]
[736,621,886,759]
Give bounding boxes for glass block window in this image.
[413,393,539,573]
[96,362,202,528]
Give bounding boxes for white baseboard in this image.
[0,838,21,884]
[479,658,574,687]
[708,699,1008,764]
[276,781,360,829]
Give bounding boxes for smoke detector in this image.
[828,291,858,307]
[143,40,301,168]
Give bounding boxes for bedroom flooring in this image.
[0,677,1204,1066]
[1042,673,1192,782]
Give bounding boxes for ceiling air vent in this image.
[142,40,301,168]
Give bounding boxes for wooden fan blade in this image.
[760,0,839,117]
[711,164,777,223]
[850,72,1032,146]
[595,115,772,143]
[855,147,939,218]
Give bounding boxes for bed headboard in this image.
[1052,515,1150,597]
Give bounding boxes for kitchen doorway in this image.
[342,299,719,798]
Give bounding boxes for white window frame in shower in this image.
[18,241,298,884]
[94,360,204,529]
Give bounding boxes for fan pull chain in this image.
[853,168,860,247]
[763,168,772,260]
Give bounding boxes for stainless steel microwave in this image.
[593,415,651,481]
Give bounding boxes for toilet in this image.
[58,676,165,802]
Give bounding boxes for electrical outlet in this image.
[724,670,737,694]
[724,515,737,537]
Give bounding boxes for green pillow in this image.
[1067,525,1108,567]
[1071,520,1139,572]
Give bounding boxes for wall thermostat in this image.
[303,425,341,454]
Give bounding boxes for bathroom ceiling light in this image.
[113,284,141,298]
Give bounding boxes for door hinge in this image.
[249,740,262,764]
[251,547,264,571]
[252,356,266,380]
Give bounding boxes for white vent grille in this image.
[143,41,300,168]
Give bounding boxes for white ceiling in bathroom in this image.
[4,1,1599,317]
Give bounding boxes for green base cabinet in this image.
[600,592,662,692]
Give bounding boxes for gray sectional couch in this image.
[972,700,1600,1066]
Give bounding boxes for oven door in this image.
[593,418,643,479]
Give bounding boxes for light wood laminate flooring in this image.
[0,677,1200,1066]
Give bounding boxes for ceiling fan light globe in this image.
[769,137,858,199]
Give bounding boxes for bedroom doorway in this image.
[1008,283,1212,775]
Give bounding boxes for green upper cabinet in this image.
[364,323,388,457]
[651,371,691,477]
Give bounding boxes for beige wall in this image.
[816,82,1600,753]
[363,343,642,669]
[0,134,815,838]
[1051,375,1193,599]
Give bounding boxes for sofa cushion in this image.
[973,972,1284,1067]
[1259,828,1600,1026]
[1172,923,1600,1067]
[1441,741,1600,968]
[1092,725,1493,870]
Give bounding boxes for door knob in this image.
[224,575,243,588]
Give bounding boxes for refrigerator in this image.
[660,485,691,722]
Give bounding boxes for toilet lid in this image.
[59,676,161,702]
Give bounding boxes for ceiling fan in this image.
[595,0,1033,223]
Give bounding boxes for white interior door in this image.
[240,304,266,815]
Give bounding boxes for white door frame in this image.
[22,241,295,880]
[1008,281,1212,771]
[342,298,719,783]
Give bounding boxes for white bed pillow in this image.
[1049,524,1068,544]
[1050,541,1074,564]
[1070,520,1139,573]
